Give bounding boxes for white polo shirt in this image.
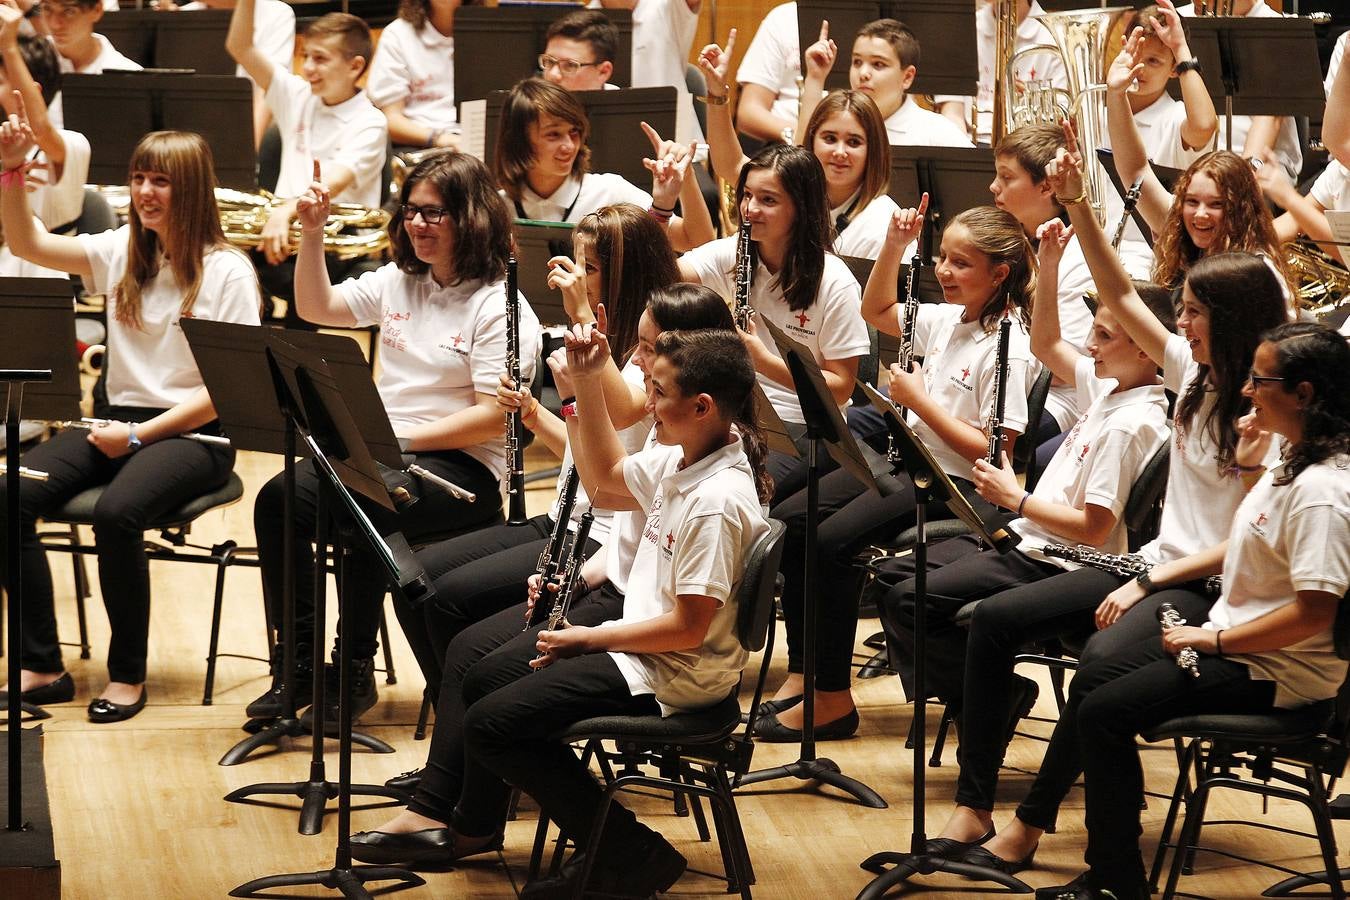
[1208,455,1350,708]
[1327,30,1347,95]
[79,227,261,409]
[266,63,388,207]
[28,128,90,231]
[682,236,872,424]
[832,192,900,261]
[933,0,1067,146]
[338,263,541,479]
[1311,161,1350,269]
[366,18,458,132]
[597,0,703,143]
[605,435,770,715]
[884,96,975,148]
[903,302,1038,480]
[513,172,651,224]
[1015,355,1169,562]
[1137,332,1282,566]
[49,32,143,128]
[735,1,800,125]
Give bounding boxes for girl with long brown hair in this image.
[0,122,260,723]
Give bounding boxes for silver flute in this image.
[406,463,476,503]
[54,418,231,447]
[0,463,48,481]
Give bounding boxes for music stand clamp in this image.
[736,318,886,809]
[853,383,1027,898]
[229,343,426,900]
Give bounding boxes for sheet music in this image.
[460,99,487,163]
[1325,210,1350,267]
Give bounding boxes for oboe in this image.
[733,223,756,330]
[985,315,1012,466]
[504,252,528,525]
[524,466,581,630]
[1158,601,1200,677]
[1042,543,1223,595]
[887,243,924,464]
[53,418,231,447]
[1110,176,1144,250]
[534,508,595,667]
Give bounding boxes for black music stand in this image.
[1174,17,1324,155]
[512,219,575,327]
[853,381,1027,899]
[1097,149,1183,251]
[61,72,257,190]
[98,8,236,74]
[736,318,887,809]
[454,4,634,106]
[888,146,996,254]
[485,86,677,191]
[0,284,81,833]
[230,343,424,900]
[796,0,978,97]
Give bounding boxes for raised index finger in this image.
[312,158,321,182]
[725,27,737,58]
[640,120,663,155]
[1060,118,1080,157]
[11,89,25,122]
[818,19,829,43]
[915,191,930,219]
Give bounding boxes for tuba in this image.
[1285,240,1350,322]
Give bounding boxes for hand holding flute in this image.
[54,418,232,455]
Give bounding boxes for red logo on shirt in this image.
[961,367,972,381]
[1255,512,1267,527]
[666,532,675,549]
[795,311,811,328]
[1078,442,1091,461]
[451,333,465,348]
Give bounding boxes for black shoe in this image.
[87,686,147,723]
[348,827,502,867]
[1006,674,1040,745]
[300,654,378,735]
[754,707,859,743]
[521,829,687,899]
[245,643,313,719]
[923,825,994,860]
[0,672,75,708]
[741,693,803,725]
[959,842,1037,875]
[384,767,423,795]
[1035,872,1147,900]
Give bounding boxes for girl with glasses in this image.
[246,151,541,731]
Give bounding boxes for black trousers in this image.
[406,587,634,838]
[253,449,502,660]
[392,513,599,698]
[0,417,233,683]
[771,466,996,692]
[1069,629,1276,894]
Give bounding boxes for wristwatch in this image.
[1135,570,1155,594]
[127,423,143,453]
[1174,58,1203,76]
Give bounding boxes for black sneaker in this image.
[521,827,687,899]
[245,644,313,720]
[300,654,378,735]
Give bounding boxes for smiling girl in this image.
[0,122,260,723]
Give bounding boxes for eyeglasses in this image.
[538,54,601,77]
[1246,369,1287,386]
[399,203,447,225]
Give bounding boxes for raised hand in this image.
[888,191,929,250]
[1107,26,1147,96]
[1035,218,1074,269]
[696,28,736,99]
[1253,149,1295,205]
[547,241,592,324]
[294,158,330,233]
[0,1,25,51]
[1147,0,1190,60]
[641,120,693,212]
[1233,409,1273,473]
[545,345,575,400]
[563,307,612,380]
[803,20,836,83]
[0,89,36,172]
[1044,126,1085,203]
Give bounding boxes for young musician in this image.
[0,122,261,722]
[491,78,712,251]
[248,152,540,728]
[698,34,899,261]
[933,127,1289,877]
[352,284,736,850]
[756,203,1039,740]
[678,142,871,500]
[384,202,678,697]
[1038,321,1350,900]
[539,8,619,92]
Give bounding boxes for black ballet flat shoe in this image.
[87,687,147,724]
[1035,872,1148,900]
[741,693,804,724]
[923,825,994,860]
[0,672,75,708]
[349,827,502,867]
[384,768,423,795]
[959,842,1037,874]
[521,829,687,899]
[753,707,859,743]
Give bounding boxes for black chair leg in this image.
[201,550,232,706]
[414,691,432,740]
[930,704,953,767]
[378,606,397,685]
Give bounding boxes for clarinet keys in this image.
[1158,602,1200,678]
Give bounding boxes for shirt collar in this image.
[416,21,454,50]
[662,433,750,497]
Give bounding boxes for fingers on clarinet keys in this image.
[0,672,75,708]
[348,827,503,867]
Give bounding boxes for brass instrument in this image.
[985,315,1012,466]
[504,253,528,526]
[734,223,756,330]
[92,186,391,261]
[525,466,582,631]
[1285,240,1350,321]
[1158,601,1200,678]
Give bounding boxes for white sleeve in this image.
[911,303,949,357]
[673,510,743,604]
[366,26,412,109]
[328,112,388,189]
[622,444,677,511]
[1054,239,1096,351]
[76,227,127,296]
[1327,31,1347,96]
[735,5,792,91]
[814,267,871,361]
[1081,420,1162,516]
[207,251,263,326]
[1163,332,1193,395]
[337,262,397,327]
[1309,161,1348,211]
[264,63,305,133]
[601,173,653,209]
[683,240,734,296]
[1286,478,1350,596]
[976,334,1035,434]
[254,1,295,73]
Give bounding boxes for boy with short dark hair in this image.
[541,8,618,92]
[40,0,141,127]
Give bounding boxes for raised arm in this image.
[1029,218,1085,386]
[0,3,63,170]
[1051,125,1170,366]
[861,197,926,335]
[0,92,90,279]
[1328,52,1350,167]
[1105,27,1173,234]
[226,0,274,92]
[564,322,633,501]
[794,20,834,147]
[1149,0,1216,152]
[697,32,749,187]
[1257,149,1335,248]
[292,167,358,327]
[642,123,714,251]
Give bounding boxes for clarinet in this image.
[887,244,924,465]
[1042,543,1224,595]
[534,509,595,665]
[1110,176,1144,250]
[524,466,581,630]
[985,315,1012,466]
[733,223,756,330]
[504,253,528,525]
[1158,601,1200,678]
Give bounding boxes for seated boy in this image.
[734,0,799,143]
[797,17,971,148]
[541,8,618,92]
[227,0,387,322]
[40,0,141,127]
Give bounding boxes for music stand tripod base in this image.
[223,774,408,838]
[229,864,425,899]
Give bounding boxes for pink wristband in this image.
[0,168,24,189]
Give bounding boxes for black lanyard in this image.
[515,174,586,222]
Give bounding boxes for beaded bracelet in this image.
[1054,190,1088,206]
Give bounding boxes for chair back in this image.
[1015,366,1054,480]
[1125,439,1171,550]
[685,63,708,136]
[75,189,117,235]
[736,518,787,653]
